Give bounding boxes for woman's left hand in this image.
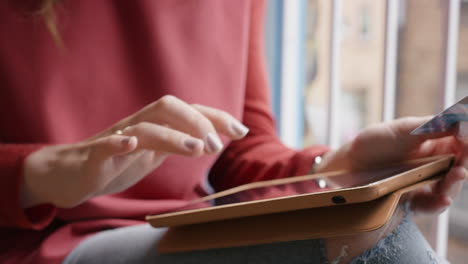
[316,117,467,214]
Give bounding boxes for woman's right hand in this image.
[21,95,249,209]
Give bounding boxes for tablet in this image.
[147,155,453,228]
[157,177,443,253]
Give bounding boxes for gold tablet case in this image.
[148,155,452,228]
[156,175,444,253]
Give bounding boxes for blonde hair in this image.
[39,0,63,47]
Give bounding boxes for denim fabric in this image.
[63,217,440,264]
[349,214,439,264]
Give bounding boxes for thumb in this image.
[393,116,455,146]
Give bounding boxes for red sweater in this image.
[0,1,328,263]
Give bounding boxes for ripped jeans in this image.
[63,205,441,264]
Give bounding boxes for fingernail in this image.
[184,138,202,151]
[231,120,249,138]
[122,136,136,146]
[206,133,223,153]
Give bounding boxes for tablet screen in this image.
[156,160,430,215]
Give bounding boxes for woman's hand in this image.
[316,117,467,214]
[21,95,249,209]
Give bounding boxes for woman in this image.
[0,0,466,263]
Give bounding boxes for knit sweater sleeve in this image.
[208,0,329,191]
[0,144,56,229]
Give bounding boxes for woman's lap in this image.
[63,214,440,264]
[62,224,325,264]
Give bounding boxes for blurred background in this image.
[263,0,467,263]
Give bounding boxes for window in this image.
[265,0,467,262]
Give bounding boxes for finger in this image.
[393,116,454,144]
[110,148,147,173]
[81,135,138,162]
[412,136,460,159]
[97,151,167,196]
[121,122,205,157]
[411,191,452,214]
[192,104,249,139]
[137,95,224,153]
[437,166,467,197]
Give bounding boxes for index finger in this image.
[137,95,224,154]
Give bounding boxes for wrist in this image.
[21,148,53,208]
[20,178,46,208]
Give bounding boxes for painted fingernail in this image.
[184,138,203,151]
[206,133,223,153]
[231,120,249,138]
[122,136,137,146]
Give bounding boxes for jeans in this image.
[63,209,441,264]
